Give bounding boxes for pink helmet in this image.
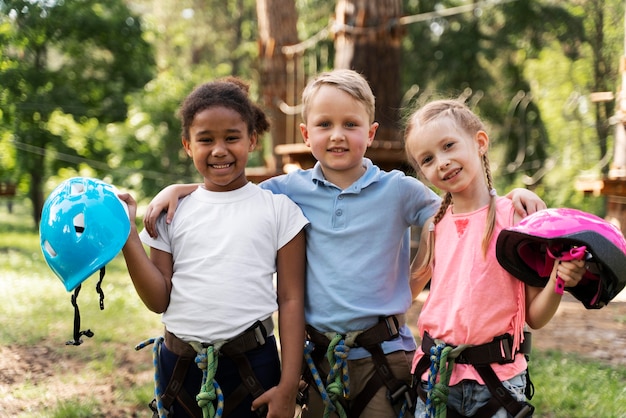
[496,208,626,309]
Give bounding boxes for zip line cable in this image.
[9,139,197,182]
[276,0,520,115]
[282,0,519,55]
[399,0,518,26]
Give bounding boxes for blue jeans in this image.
[414,373,529,418]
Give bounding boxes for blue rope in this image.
[135,336,168,418]
[304,341,332,407]
[136,337,225,418]
[425,341,446,418]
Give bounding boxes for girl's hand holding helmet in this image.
[496,208,626,309]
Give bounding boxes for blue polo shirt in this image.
[261,158,440,358]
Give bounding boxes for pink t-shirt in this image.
[412,197,527,385]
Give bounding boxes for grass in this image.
[0,201,161,417]
[529,351,626,417]
[1,200,626,417]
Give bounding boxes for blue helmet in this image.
[40,177,130,292]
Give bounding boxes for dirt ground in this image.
[1,293,625,417]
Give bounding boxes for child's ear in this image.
[476,130,489,154]
[367,122,379,145]
[249,131,258,151]
[300,123,311,146]
[182,138,192,157]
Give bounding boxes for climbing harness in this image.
[137,317,273,418]
[303,315,414,418]
[413,332,535,418]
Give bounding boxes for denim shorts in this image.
[414,372,529,418]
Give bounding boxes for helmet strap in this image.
[66,267,106,346]
[96,266,106,311]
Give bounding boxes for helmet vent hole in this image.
[73,213,85,236]
[43,240,57,257]
[70,183,86,196]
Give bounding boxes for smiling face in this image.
[183,106,257,192]
[407,116,489,199]
[299,85,378,188]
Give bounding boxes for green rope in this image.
[323,334,350,418]
[193,344,225,418]
[426,343,469,418]
[431,346,453,418]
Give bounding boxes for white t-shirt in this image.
[139,182,309,343]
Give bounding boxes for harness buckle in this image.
[383,315,400,339]
[387,382,413,408]
[513,402,535,418]
[494,333,515,363]
[253,322,266,346]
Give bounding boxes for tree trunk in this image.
[334,0,404,147]
[256,0,301,173]
[30,158,44,228]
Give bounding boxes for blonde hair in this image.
[301,69,376,124]
[404,99,497,277]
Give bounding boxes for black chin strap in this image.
[66,267,106,346]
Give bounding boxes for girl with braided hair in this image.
[404,99,586,418]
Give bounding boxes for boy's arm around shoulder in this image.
[410,217,434,300]
[118,192,173,313]
[251,228,306,417]
[144,183,199,237]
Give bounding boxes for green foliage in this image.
[0,0,155,224]
[1,0,624,215]
[109,0,264,200]
[110,72,200,201]
[403,1,579,155]
[400,0,618,212]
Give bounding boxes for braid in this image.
[434,193,452,225]
[482,154,497,256]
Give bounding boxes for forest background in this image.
[1,0,624,226]
[1,1,626,417]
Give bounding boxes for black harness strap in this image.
[351,316,414,417]
[474,365,534,418]
[159,354,202,417]
[305,315,412,418]
[350,343,414,417]
[161,319,271,418]
[220,320,269,418]
[415,332,534,418]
